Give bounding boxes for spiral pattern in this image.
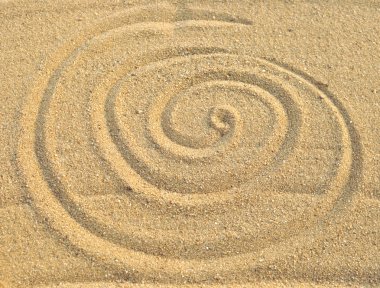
[18,3,359,282]
[96,54,291,200]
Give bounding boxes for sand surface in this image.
[0,0,379,287]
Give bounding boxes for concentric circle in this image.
[94,54,291,202]
[18,3,358,282]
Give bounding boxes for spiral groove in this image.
[17,3,359,282]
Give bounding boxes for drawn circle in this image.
[18,3,358,282]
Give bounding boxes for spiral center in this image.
[112,62,289,195]
[209,105,239,135]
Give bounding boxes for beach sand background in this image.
[0,0,379,287]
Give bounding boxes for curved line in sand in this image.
[16,2,360,282]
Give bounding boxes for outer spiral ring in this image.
[17,3,360,282]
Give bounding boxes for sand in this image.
[0,0,379,287]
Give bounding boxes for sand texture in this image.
[0,0,379,287]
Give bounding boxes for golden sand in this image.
[0,0,379,287]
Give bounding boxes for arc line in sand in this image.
[16,3,361,282]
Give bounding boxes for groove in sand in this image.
[16,2,361,283]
